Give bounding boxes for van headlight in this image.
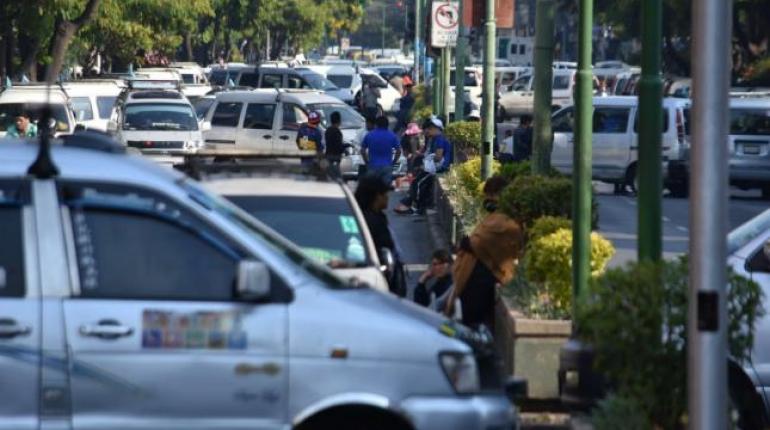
[439,352,480,394]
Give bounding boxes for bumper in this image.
[730,162,770,182]
[665,160,689,187]
[400,394,516,430]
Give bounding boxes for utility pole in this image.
[382,6,387,57]
[637,0,663,262]
[433,53,442,114]
[442,48,452,121]
[480,0,496,179]
[531,0,555,175]
[453,0,466,122]
[689,0,732,426]
[415,0,423,84]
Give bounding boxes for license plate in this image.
[742,144,761,155]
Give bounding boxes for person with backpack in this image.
[296,111,324,166]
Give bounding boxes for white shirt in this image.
[500,136,514,155]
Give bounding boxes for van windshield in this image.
[328,75,353,88]
[302,73,338,91]
[730,109,770,136]
[123,103,198,131]
[96,96,118,119]
[0,102,71,132]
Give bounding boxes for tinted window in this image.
[552,107,575,133]
[239,71,260,88]
[96,96,117,119]
[281,103,308,130]
[261,74,282,89]
[64,184,242,300]
[244,103,276,130]
[730,109,770,136]
[181,73,195,84]
[194,98,215,120]
[633,109,670,133]
[553,75,571,90]
[227,196,369,267]
[211,102,243,127]
[302,73,337,90]
[71,97,94,121]
[512,75,531,91]
[123,103,198,131]
[450,71,478,87]
[519,45,526,55]
[209,70,238,86]
[328,75,353,88]
[593,107,630,133]
[288,75,310,89]
[0,182,27,297]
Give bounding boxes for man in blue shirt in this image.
[361,116,401,186]
[424,116,452,172]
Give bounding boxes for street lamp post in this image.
[480,0,496,179]
[453,0,466,122]
[415,0,423,84]
[531,0,555,175]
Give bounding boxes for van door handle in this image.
[278,135,290,140]
[0,318,31,338]
[263,135,272,139]
[80,319,134,340]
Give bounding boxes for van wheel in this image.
[729,375,768,429]
[296,406,413,430]
[761,186,770,200]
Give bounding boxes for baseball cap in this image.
[308,111,321,124]
[429,116,444,130]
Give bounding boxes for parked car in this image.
[447,67,483,116]
[0,84,76,137]
[551,96,691,191]
[63,79,125,132]
[204,173,390,292]
[359,68,402,113]
[0,135,516,430]
[299,65,360,105]
[666,95,770,198]
[497,69,577,118]
[222,66,340,96]
[110,88,206,154]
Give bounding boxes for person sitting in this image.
[498,129,515,163]
[413,249,453,307]
[6,112,38,138]
[393,154,434,215]
[422,116,452,173]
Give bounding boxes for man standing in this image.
[296,111,324,165]
[324,111,344,177]
[396,83,415,133]
[423,116,453,173]
[361,116,401,186]
[6,112,38,138]
[361,81,381,121]
[512,114,533,162]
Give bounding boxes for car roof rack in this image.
[126,78,183,91]
[172,150,332,182]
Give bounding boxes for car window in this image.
[227,195,370,267]
[63,183,244,301]
[746,241,770,273]
[593,107,630,133]
[122,103,198,131]
[500,72,516,86]
[553,75,571,90]
[308,103,364,129]
[328,75,353,88]
[211,102,243,127]
[181,73,195,84]
[281,103,308,130]
[288,75,311,89]
[239,71,260,88]
[633,109,670,133]
[0,181,28,298]
[450,71,478,87]
[512,75,531,91]
[194,98,215,120]
[71,97,94,121]
[363,73,388,88]
[244,103,276,130]
[96,96,117,119]
[552,107,575,133]
[730,109,770,136]
[261,74,282,89]
[0,102,71,132]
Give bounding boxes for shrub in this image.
[499,175,573,228]
[445,121,482,159]
[591,394,651,430]
[578,258,764,428]
[527,215,571,242]
[411,106,433,124]
[523,227,614,315]
[499,160,562,182]
[443,157,501,231]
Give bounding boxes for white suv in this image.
[63,79,125,132]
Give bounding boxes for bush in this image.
[499,175,573,228]
[578,258,764,428]
[443,157,501,231]
[445,121,482,159]
[527,215,571,242]
[523,227,614,316]
[499,160,562,182]
[411,106,433,124]
[591,394,651,430]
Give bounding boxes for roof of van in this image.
[0,86,70,104]
[204,176,346,199]
[125,90,190,104]
[63,80,125,96]
[213,89,341,105]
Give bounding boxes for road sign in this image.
[340,37,350,51]
[431,1,459,48]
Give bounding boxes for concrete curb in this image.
[425,208,452,253]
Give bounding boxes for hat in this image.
[308,111,321,124]
[404,122,422,136]
[468,109,481,120]
[428,116,444,130]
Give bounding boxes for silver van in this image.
[0,137,515,430]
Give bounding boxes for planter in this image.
[495,298,571,400]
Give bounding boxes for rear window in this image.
[328,75,353,88]
[553,75,571,90]
[71,97,94,121]
[730,109,770,136]
[226,195,370,267]
[96,96,117,119]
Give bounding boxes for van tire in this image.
[729,363,769,430]
[295,405,413,430]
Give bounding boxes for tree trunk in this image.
[18,33,41,81]
[2,24,12,79]
[184,32,193,62]
[45,0,102,82]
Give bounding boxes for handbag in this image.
[423,153,437,174]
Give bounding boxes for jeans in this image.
[368,165,393,186]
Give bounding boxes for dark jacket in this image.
[362,209,395,252]
[325,126,344,160]
[414,274,453,307]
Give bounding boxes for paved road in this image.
[595,183,769,267]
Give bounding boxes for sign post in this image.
[431,0,459,120]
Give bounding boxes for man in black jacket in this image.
[324,111,344,178]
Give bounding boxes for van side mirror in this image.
[379,248,395,275]
[201,121,212,132]
[236,260,271,300]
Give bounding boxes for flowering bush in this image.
[445,121,482,160]
[442,157,500,231]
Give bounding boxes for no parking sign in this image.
[431,1,459,48]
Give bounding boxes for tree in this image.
[45,0,102,81]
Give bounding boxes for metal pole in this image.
[415,0,423,84]
[382,6,386,57]
[572,0,592,309]
[689,0,732,426]
[442,47,452,121]
[453,0,467,122]
[480,0,496,179]
[531,0,555,175]
[433,52,442,114]
[637,0,663,261]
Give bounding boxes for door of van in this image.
[205,101,245,148]
[59,182,288,430]
[237,102,277,151]
[592,106,633,181]
[274,102,309,155]
[0,180,39,430]
[551,106,575,175]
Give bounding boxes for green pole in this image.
[415,0,423,84]
[453,0,467,122]
[572,0,593,310]
[439,49,446,115]
[433,53,441,114]
[480,0,496,179]
[637,0,663,262]
[531,0,555,175]
[442,48,452,121]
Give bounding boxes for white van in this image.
[359,68,402,113]
[497,69,576,118]
[63,79,125,132]
[299,65,359,105]
[448,67,483,115]
[0,85,75,137]
[551,96,690,189]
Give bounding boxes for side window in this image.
[747,241,770,273]
[239,72,260,88]
[281,104,308,131]
[593,107,630,134]
[63,183,244,301]
[71,97,94,121]
[633,109,670,133]
[261,74,282,89]
[0,182,27,298]
[552,107,575,133]
[211,102,243,127]
[244,103,276,130]
[288,76,309,89]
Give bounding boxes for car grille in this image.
[127,141,185,149]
